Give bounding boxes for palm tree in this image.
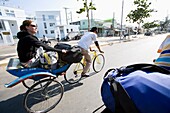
[76,0,96,31]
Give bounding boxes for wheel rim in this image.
[22,77,52,90]
[24,79,64,113]
[93,54,105,73]
[64,63,83,84]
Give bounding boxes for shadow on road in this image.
[61,80,83,91]
[0,93,27,113]
[0,79,84,113]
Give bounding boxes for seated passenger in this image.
[17,20,66,67]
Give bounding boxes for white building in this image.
[0,5,26,45]
[35,11,79,40]
[35,11,62,39]
[56,25,79,40]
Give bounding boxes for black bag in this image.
[54,43,82,63]
[54,43,72,50]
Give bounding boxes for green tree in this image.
[76,0,96,31]
[104,19,112,23]
[142,21,159,30]
[126,0,155,33]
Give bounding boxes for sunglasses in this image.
[30,24,37,27]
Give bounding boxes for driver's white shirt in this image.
[78,32,97,50]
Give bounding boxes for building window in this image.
[0,21,5,30]
[48,15,54,20]
[5,9,15,17]
[66,29,69,33]
[45,30,48,34]
[83,22,85,25]
[51,30,54,34]
[49,23,55,27]
[42,15,45,21]
[0,9,2,16]
[5,9,9,12]
[44,23,47,29]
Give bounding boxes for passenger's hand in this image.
[62,49,67,53]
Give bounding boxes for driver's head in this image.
[90,27,98,34]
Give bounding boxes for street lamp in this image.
[120,0,124,40]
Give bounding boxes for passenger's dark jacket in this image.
[17,31,59,62]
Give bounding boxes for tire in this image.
[22,79,36,89]
[22,77,52,90]
[64,62,83,84]
[24,78,64,113]
[93,54,105,73]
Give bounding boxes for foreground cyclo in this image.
[5,43,83,113]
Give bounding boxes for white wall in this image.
[58,25,79,39]
[36,11,62,39]
[0,6,26,45]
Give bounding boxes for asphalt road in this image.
[0,34,167,113]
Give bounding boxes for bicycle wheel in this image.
[22,77,52,90]
[24,78,64,113]
[93,54,105,73]
[64,62,83,84]
[22,79,36,89]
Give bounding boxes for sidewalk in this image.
[0,35,141,67]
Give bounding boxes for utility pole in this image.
[68,11,73,23]
[63,7,69,25]
[70,11,72,22]
[112,12,115,36]
[120,0,124,40]
[91,0,93,28]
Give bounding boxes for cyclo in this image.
[5,43,83,113]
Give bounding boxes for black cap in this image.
[90,27,98,32]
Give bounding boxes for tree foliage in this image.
[126,0,155,25]
[104,19,113,22]
[142,21,159,30]
[76,0,96,31]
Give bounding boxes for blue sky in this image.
[3,0,169,25]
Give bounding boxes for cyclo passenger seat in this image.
[6,58,24,70]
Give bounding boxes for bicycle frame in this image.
[81,50,97,66]
[78,50,105,73]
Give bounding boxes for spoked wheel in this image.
[22,77,52,90]
[24,78,64,113]
[93,54,105,73]
[22,79,37,89]
[64,62,83,84]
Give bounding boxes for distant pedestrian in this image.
[43,35,48,42]
[57,34,60,42]
[42,35,51,46]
